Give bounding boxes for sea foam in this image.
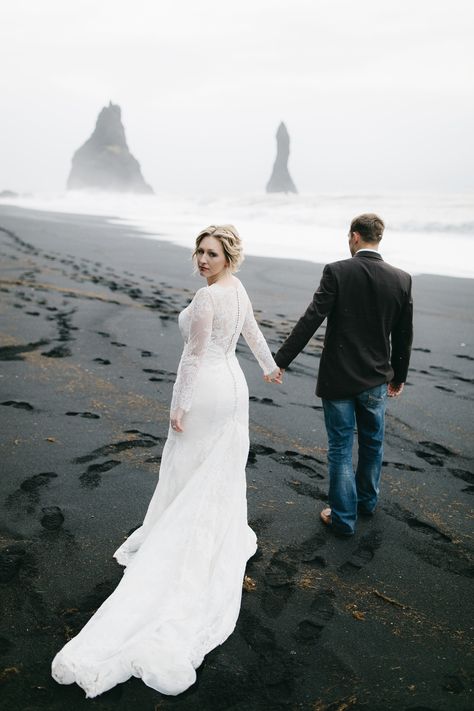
[2,191,473,279]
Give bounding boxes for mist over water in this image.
[2,191,473,279]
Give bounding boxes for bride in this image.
[51,224,280,697]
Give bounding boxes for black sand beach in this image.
[0,204,473,711]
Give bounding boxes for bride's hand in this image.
[170,409,185,433]
[264,367,284,384]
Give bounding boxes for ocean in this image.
[2,191,473,279]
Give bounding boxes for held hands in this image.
[170,408,185,433]
[264,367,284,384]
[388,381,404,397]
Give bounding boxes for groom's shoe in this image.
[319,507,354,537]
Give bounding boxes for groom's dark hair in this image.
[350,214,385,243]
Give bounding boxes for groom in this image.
[273,214,413,536]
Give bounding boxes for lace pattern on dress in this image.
[241,298,277,375]
[170,288,214,414]
[170,281,277,416]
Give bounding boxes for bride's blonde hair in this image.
[193,224,244,273]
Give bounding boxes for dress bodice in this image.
[171,279,277,414]
[179,281,246,356]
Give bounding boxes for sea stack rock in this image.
[266,122,297,194]
[67,102,153,193]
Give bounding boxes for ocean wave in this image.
[395,220,474,235]
[1,191,474,278]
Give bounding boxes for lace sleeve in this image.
[170,288,214,414]
[241,299,278,376]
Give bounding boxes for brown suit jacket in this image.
[274,251,413,399]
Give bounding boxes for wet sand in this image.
[0,204,473,711]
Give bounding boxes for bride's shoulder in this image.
[190,286,214,309]
[234,277,251,302]
[193,286,209,301]
[233,277,248,294]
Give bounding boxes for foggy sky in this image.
[1,0,473,195]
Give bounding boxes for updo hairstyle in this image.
[193,224,244,273]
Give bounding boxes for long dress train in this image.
[51,278,277,697]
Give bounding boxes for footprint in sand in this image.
[455,375,474,384]
[40,506,65,530]
[263,551,299,618]
[383,502,452,543]
[382,461,424,472]
[338,530,383,575]
[272,450,325,479]
[449,468,474,485]
[1,400,34,411]
[286,479,327,502]
[238,609,295,704]
[262,533,328,618]
[5,472,58,511]
[296,534,328,568]
[382,502,474,578]
[429,364,458,375]
[65,411,100,419]
[41,345,72,358]
[294,588,336,643]
[124,429,163,440]
[415,440,457,467]
[404,516,452,543]
[0,340,49,361]
[419,441,456,456]
[246,443,276,465]
[143,368,175,383]
[79,460,121,488]
[290,400,324,411]
[0,545,26,583]
[249,396,281,407]
[414,450,444,466]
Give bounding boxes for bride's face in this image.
[196,236,229,282]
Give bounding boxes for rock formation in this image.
[67,102,153,194]
[266,122,297,194]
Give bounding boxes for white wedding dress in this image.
[51,278,277,697]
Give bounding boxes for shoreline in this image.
[2,200,474,282]
[1,193,474,280]
[0,204,473,710]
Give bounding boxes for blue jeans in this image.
[322,383,388,535]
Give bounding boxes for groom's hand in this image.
[388,381,404,397]
[275,367,284,384]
